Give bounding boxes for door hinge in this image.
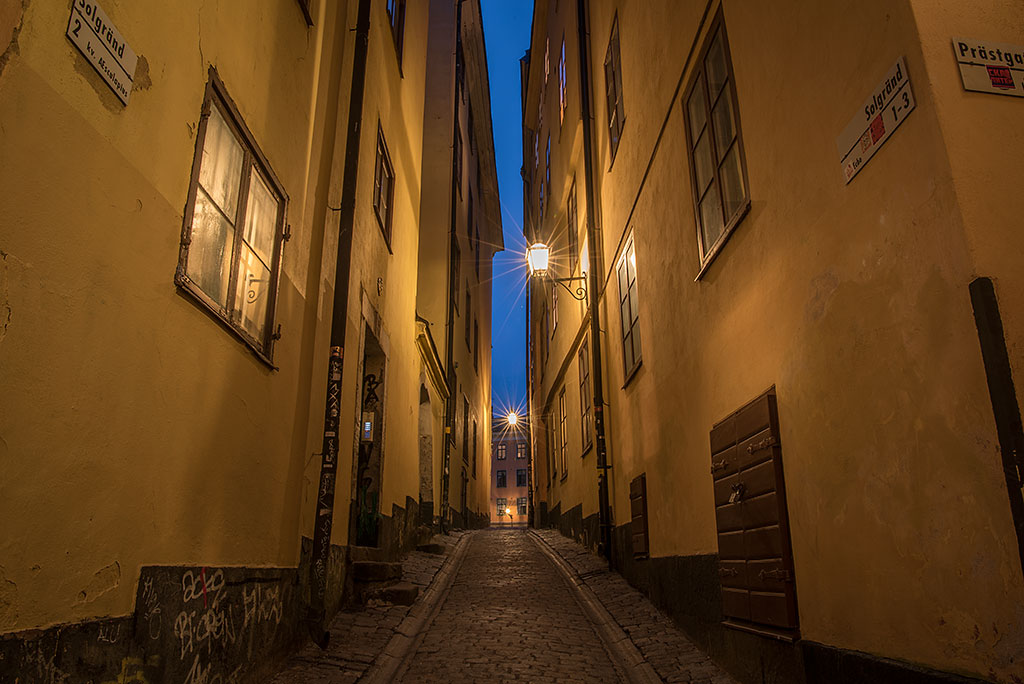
[758,568,792,582]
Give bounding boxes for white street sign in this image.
[66,0,137,105]
[836,57,916,184]
[953,38,1024,98]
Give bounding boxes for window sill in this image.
[622,358,643,389]
[175,276,277,370]
[694,199,751,281]
[581,441,593,457]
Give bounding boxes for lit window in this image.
[497,497,507,513]
[516,443,526,460]
[579,338,592,450]
[604,16,625,158]
[684,13,749,268]
[176,71,287,361]
[496,444,507,460]
[558,388,568,477]
[373,129,395,248]
[617,238,641,377]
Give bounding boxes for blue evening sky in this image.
[482,1,532,423]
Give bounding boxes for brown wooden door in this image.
[630,474,649,559]
[710,388,798,637]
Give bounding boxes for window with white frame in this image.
[496,443,507,460]
[176,70,287,361]
[496,497,507,514]
[516,442,526,460]
[617,237,641,377]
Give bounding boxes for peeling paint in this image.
[132,55,152,92]
[76,562,121,605]
[0,0,27,79]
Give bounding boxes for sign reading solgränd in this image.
[66,0,137,105]
[953,38,1024,98]
[836,57,916,184]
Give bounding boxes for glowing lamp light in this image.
[526,242,550,277]
[506,411,519,427]
[505,508,512,516]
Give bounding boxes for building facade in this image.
[491,421,531,527]
[524,1,1024,683]
[0,0,499,681]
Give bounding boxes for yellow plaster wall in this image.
[0,0,342,631]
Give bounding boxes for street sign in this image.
[953,38,1024,98]
[836,57,916,184]
[66,0,137,105]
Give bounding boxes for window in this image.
[558,38,567,125]
[373,129,395,248]
[462,396,469,463]
[558,388,568,477]
[517,497,528,515]
[567,179,579,273]
[516,469,528,487]
[579,338,592,450]
[454,123,463,197]
[684,13,749,269]
[604,16,625,159]
[516,443,526,460]
[545,136,551,204]
[617,238,641,377]
[465,291,472,347]
[473,320,479,372]
[496,444,507,460]
[452,238,460,311]
[386,0,406,65]
[630,474,649,559]
[551,286,558,332]
[496,469,507,488]
[176,70,287,362]
[497,497,507,513]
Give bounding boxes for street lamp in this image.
[506,411,519,427]
[526,243,588,301]
[505,506,513,528]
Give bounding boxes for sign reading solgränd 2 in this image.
[954,38,1024,98]
[836,57,916,184]
[66,0,138,105]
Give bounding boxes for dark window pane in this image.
[699,180,725,252]
[720,143,746,221]
[711,89,737,161]
[687,75,708,141]
[705,30,728,100]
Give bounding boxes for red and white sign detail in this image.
[954,38,1024,97]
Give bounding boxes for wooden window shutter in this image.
[630,473,649,559]
[709,388,799,638]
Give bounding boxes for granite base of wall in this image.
[0,564,311,684]
[601,522,990,684]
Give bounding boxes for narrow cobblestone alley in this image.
[396,530,623,683]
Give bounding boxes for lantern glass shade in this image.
[506,411,519,426]
[527,243,550,277]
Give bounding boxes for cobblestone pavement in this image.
[268,532,466,684]
[397,528,626,683]
[532,529,736,684]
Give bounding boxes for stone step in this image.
[351,560,402,583]
[375,581,419,606]
[416,542,446,555]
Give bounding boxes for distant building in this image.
[491,421,531,527]
[523,1,1024,683]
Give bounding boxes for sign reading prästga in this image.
[954,38,1024,98]
[66,0,138,105]
[836,57,916,184]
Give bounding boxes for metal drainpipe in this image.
[307,0,373,648]
[440,0,466,534]
[575,0,613,566]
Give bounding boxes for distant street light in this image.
[506,411,519,427]
[505,506,513,528]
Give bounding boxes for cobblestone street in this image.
[397,529,624,683]
[269,528,736,684]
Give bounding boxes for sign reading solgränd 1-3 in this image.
[66,0,137,105]
[836,57,916,184]
[954,38,1024,98]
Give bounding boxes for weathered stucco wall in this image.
[0,0,342,636]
